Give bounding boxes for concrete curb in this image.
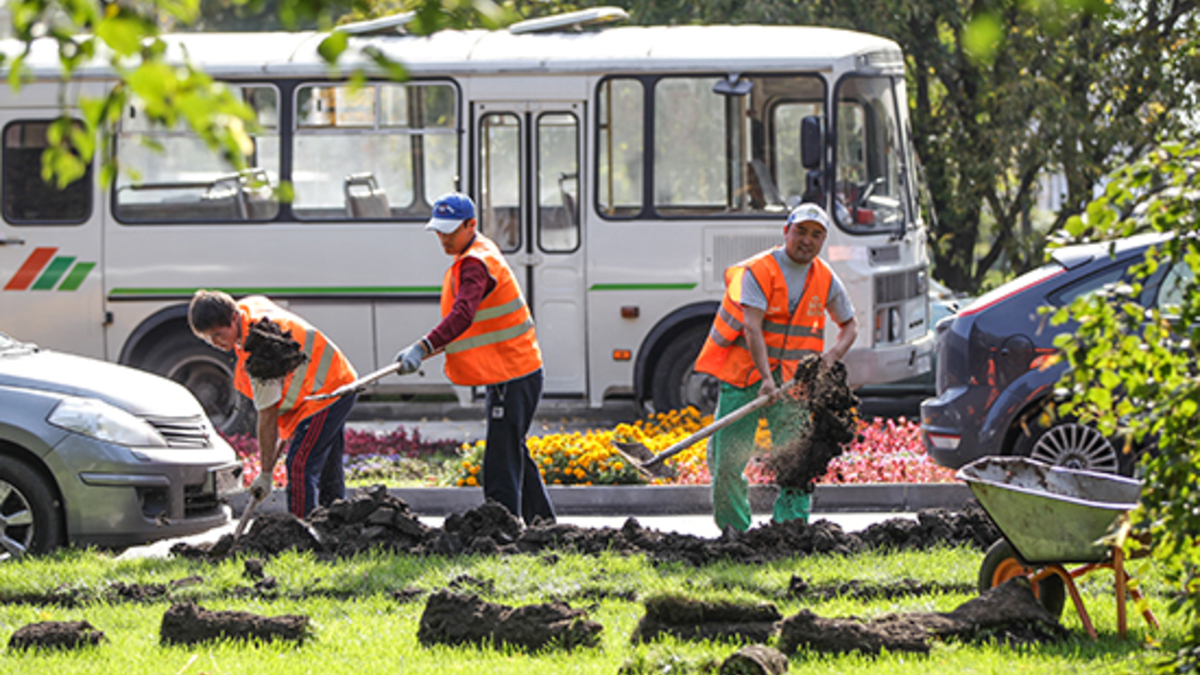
[230,483,974,518]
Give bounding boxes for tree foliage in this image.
[1052,140,1200,671]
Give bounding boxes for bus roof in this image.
[1,24,904,80]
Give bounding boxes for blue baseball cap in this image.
[426,192,476,233]
[786,203,830,230]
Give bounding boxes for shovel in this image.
[613,377,804,479]
[232,493,260,540]
[305,362,402,401]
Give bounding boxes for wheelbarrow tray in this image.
[957,457,1142,565]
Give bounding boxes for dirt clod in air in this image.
[8,621,106,651]
[776,578,1067,656]
[631,595,782,644]
[160,601,310,646]
[417,590,602,651]
[720,644,789,675]
[243,318,307,381]
[766,355,859,491]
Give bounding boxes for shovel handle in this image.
[643,378,804,467]
[233,494,259,539]
[305,362,402,401]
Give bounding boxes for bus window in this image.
[479,113,521,251]
[3,120,91,223]
[647,74,824,218]
[293,82,457,221]
[597,77,643,217]
[114,85,280,223]
[537,112,579,252]
[833,76,908,234]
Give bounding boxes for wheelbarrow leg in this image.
[1039,564,1099,640]
[1114,547,1127,639]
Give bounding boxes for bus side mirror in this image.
[801,115,822,169]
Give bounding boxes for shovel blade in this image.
[612,441,677,479]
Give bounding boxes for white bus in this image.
[0,11,934,434]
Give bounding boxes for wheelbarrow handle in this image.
[305,362,402,401]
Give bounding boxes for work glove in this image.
[250,472,273,502]
[395,341,428,375]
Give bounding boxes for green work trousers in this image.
[707,372,812,531]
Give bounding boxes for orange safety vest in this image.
[440,235,543,386]
[694,249,832,387]
[233,296,358,440]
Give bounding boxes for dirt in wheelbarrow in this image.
[168,486,1000,568]
[764,355,860,491]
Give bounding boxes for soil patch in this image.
[631,596,782,644]
[720,644,789,675]
[160,601,311,646]
[787,575,975,602]
[776,578,1068,655]
[170,490,999,567]
[417,590,602,651]
[765,355,859,490]
[8,621,105,651]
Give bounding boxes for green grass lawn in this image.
[0,545,1177,674]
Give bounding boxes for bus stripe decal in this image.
[4,247,57,291]
[57,262,96,291]
[31,256,76,291]
[109,286,442,297]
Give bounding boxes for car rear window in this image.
[1046,263,1128,307]
[958,263,1065,317]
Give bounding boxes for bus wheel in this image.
[0,456,64,560]
[650,325,718,415]
[142,331,256,436]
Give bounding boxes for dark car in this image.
[920,232,1190,475]
[0,332,242,559]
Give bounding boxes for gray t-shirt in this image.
[740,249,855,325]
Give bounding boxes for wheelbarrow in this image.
[957,456,1159,639]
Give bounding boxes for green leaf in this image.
[96,16,150,57]
[318,32,349,64]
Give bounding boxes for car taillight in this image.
[957,265,1066,317]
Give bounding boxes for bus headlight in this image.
[48,396,167,448]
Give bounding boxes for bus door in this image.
[0,111,105,358]
[473,101,586,397]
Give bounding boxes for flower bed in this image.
[225,409,955,490]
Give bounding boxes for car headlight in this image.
[47,396,167,448]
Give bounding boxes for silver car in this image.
[0,332,241,559]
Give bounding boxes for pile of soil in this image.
[8,621,105,651]
[720,645,789,675]
[776,578,1067,655]
[172,490,1000,566]
[787,575,975,602]
[765,355,859,490]
[243,318,307,381]
[631,596,781,644]
[160,601,310,646]
[417,590,602,651]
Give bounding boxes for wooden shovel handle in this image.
[644,378,803,466]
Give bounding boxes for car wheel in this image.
[142,330,256,436]
[978,539,1065,619]
[1012,414,1128,475]
[0,457,64,560]
[650,325,719,415]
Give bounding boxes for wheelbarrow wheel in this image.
[978,539,1066,619]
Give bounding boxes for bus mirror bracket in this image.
[713,74,753,96]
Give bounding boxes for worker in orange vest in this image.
[189,290,359,518]
[694,203,859,531]
[394,193,555,526]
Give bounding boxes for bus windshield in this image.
[833,75,909,235]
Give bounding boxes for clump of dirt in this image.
[160,601,310,646]
[417,590,602,651]
[720,644,789,675]
[787,575,975,602]
[631,595,781,644]
[171,488,998,567]
[8,621,106,651]
[776,578,1068,656]
[765,355,859,490]
[243,318,307,381]
[105,576,203,604]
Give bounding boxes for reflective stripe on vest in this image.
[693,250,832,387]
[440,236,543,386]
[233,296,358,439]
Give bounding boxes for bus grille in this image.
[142,415,211,449]
[875,269,923,305]
[711,234,781,283]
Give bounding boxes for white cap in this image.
[786,203,831,230]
